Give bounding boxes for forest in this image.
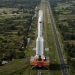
[0,0,40,65]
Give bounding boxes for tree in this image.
[17,31,21,36]
[3,11,7,14]
[0,59,2,65]
[0,54,2,65]
[23,36,27,47]
[10,25,16,30]
[16,51,25,59]
[4,19,13,24]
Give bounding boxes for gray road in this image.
[47,1,69,75]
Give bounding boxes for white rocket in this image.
[35,10,44,59]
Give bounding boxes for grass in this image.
[39,0,62,75]
[0,58,29,75]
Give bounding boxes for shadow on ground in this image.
[30,64,61,70]
[50,63,69,71]
[49,64,61,70]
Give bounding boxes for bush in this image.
[16,51,25,59]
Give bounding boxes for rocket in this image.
[30,10,50,68]
[35,10,44,59]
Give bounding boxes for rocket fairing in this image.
[39,10,43,20]
[38,16,43,37]
[35,10,44,58]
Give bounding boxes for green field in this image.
[0,8,19,18]
[53,0,75,75]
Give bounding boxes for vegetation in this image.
[49,0,75,74]
[0,0,40,70]
[1,0,72,75]
[0,0,40,74]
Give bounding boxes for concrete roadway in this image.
[47,1,69,75]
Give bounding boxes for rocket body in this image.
[35,10,44,58]
[30,10,50,67]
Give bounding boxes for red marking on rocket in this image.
[39,21,42,23]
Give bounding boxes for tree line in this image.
[0,0,40,8]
